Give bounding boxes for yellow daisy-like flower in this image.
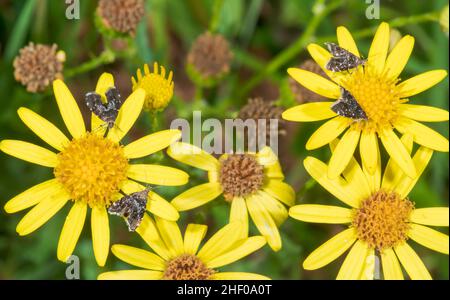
[283,22,449,180]
[167,143,295,251]
[289,135,449,279]
[98,218,269,280]
[0,73,188,266]
[131,62,174,111]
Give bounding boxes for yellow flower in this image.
[283,22,449,180]
[289,135,449,279]
[98,218,269,280]
[131,62,174,111]
[0,73,188,266]
[167,143,295,251]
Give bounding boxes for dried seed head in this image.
[238,98,286,149]
[13,42,65,93]
[163,254,215,280]
[352,190,414,251]
[97,0,145,35]
[187,32,233,82]
[219,154,265,201]
[288,59,327,103]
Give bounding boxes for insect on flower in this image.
[108,187,151,232]
[331,87,368,120]
[325,42,367,72]
[85,86,124,131]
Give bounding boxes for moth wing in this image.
[85,92,105,116]
[105,86,124,109]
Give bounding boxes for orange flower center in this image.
[163,254,215,280]
[54,133,129,207]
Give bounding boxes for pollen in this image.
[163,254,215,280]
[219,154,265,201]
[352,190,415,251]
[342,67,405,131]
[132,62,174,111]
[54,133,129,208]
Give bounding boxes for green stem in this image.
[209,0,224,33]
[316,10,441,44]
[65,49,115,78]
[237,0,343,101]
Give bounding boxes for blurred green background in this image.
[0,0,448,279]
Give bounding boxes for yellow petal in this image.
[303,228,357,270]
[95,72,114,97]
[17,107,69,151]
[0,140,58,167]
[360,130,378,175]
[4,179,64,213]
[282,102,336,122]
[287,68,341,99]
[381,248,404,280]
[289,204,353,224]
[155,217,184,258]
[394,146,433,198]
[127,164,189,186]
[410,207,449,227]
[111,244,165,270]
[408,224,449,254]
[98,270,163,280]
[53,79,86,138]
[108,88,145,142]
[328,127,360,179]
[210,272,270,280]
[336,240,370,280]
[57,201,87,262]
[197,222,245,262]
[263,180,295,207]
[384,35,414,80]
[147,191,180,221]
[91,73,115,135]
[381,133,413,191]
[368,22,390,74]
[398,70,448,98]
[171,182,222,211]
[91,205,110,267]
[379,128,416,178]
[395,117,449,152]
[183,224,208,255]
[303,156,359,207]
[16,189,70,235]
[256,146,278,166]
[257,191,288,227]
[123,129,181,159]
[246,195,281,251]
[399,104,449,122]
[230,197,249,238]
[167,142,220,171]
[306,116,350,150]
[330,138,371,201]
[394,243,432,280]
[135,214,171,260]
[362,135,382,193]
[264,160,285,180]
[337,26,360,56]
[206,236,266,268]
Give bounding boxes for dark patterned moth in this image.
[325,42,367,72]
[331,87,368,121]
[108,188,150,232]
[85,86,124,130]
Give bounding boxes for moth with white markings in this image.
[331,87,368,121]
[108,188,150,232]
[85,86,124,130]
[325,42,367,72]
